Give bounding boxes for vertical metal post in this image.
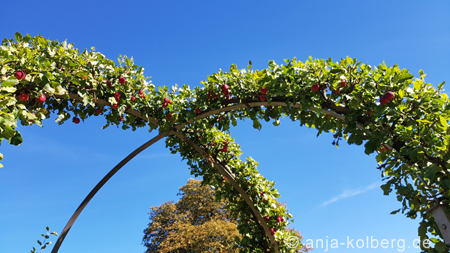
[430,204,450,244]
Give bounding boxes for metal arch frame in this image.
[51,131,172,253]
[51,94,449,253]
[51,96,341,253]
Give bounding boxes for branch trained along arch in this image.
[1,33,450,252]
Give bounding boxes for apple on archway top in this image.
[35,94,46,103]
[260,87,268,94]
[221,84,230,96]
[14,71,26,80]
[312,84,320,92]
[19,93,29,102]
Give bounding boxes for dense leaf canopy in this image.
[143,179,244,252]
[1,33,450,252]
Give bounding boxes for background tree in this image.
[142,178,240,252]
[142,179,310,252]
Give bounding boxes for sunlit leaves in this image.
[2,33,450,252]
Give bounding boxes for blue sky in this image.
[1,1,449,253]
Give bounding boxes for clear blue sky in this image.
[1,1,449,253]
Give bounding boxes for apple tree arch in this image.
[1,33,450,252]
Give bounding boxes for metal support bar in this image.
[171,131,281,253]
[429,204,450,244]
[51,131,172,253]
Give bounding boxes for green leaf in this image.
[0,86,16,93]
[2,124,16,139]
[101,122,110,129]
[14,32,23,42]
[1,77,18,87]
[418,221,427,237]
[231,117,237,127]
[252,119,262,130]
[380,183,391,195]
[435,241,448,252]
[439,116,447,127]
[443,179,450,189]
[43,83,55,94]
[424,164,438,181]
[438,81,446,91]
[330,69,341,74]
[9,132,23,145]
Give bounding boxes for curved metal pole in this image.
[52,95,382,252]
[60,92,448,248]
[171,131,281,253]
[51,131,173,253]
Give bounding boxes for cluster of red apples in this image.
[311,79,396,106]
[15,70,139,124]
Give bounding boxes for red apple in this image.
[276,216,284,222]
[141,94,145,99]
[208,90,212,100]
[167,113,172,119]
[114,92,121,102]
[95,108,102,114]
[163,102,168,108]
[112,104,118,109]
[131,96,136,102]
[264,216,270,222]
[222,84,230,96]
[119,77,126,84]
[260,95,266,102]
[35,94,46,103]
[220,146,228,153]
[19,93,29,102]
[119,116,123,121]
[164,97,173,104]
[270,228,277,235]
[139,89,144,95]
[14,71,26,80]
[380,96,389,105]
[107,80,112,88]
[340,79,347,87]
[73,117,80,124]
[219,116,224,121]
[260,87,268,94]
[312,84,320,92]
[196,108,201,114]
[385,91,395,101]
